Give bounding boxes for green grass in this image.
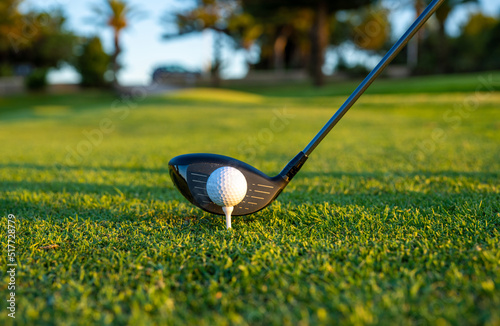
[227,71,500,97]
[1,73,499,325]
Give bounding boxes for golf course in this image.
[1,72,499,325]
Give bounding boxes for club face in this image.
[169,153,287,216]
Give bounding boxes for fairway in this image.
[1,75,499,325]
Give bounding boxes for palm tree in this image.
[91,0,143,87]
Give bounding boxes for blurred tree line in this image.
[163,0,383,86]
[0,0,499,90]
[413,10,500,74]
[0,0,76,89]
[399,0,500,75]
[164,0,500,86]
[0,0,138,90]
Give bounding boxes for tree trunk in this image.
[112,30,121,88]
[407,0,423,69]
[310,0,329,87]
[435,3,451,74]
[437,19,448,73]
[273,35,287,72]
[273,26,291,72]
[211,31,222,87]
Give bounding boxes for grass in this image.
[1,72,499,325]
[227,71,500,97]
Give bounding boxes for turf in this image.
[1,73,499,325]
[227,71,500,97]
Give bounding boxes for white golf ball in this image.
[206,167,247,207]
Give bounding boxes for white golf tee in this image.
[223,206,233,229]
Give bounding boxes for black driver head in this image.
[168,153,289,216]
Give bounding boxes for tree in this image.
[240,0,375,87]
[483,21,500,71]
[24,11,77,89]
[429,0,478,73]
[91,0,144,87]
[450,12,498,72]
[0,5,77,88]
[75,36,110,87]
[0,0,23,75]
[233,8,314,72]
[344,4,391,53]
[164,0,377,86]
[0,0,25,68]
[23,11,76,69]
[162,0,239,86]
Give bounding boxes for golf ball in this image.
[206,167,247,207]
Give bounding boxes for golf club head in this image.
[169,153,290,216]
[168,0,444,219]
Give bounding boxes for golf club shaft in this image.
[302,0,445,156]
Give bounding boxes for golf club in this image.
[169,0,445,225]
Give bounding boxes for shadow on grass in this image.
[0,180,175,200]
[284,170,499,210]
[0,195,225,232]
[281,188,499,214]
[2,163,498,212]
[0,197,136,222]
[1,165,498,226]
[1,162,499,179]
[298,170,500,181]
[0,162,171,174]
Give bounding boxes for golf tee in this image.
[223,206,233,229]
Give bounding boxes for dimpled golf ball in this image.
[206,167,247,207]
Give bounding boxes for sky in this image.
[22,0,500,86]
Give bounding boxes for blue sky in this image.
[22,0,500,86]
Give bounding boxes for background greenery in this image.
[0,72,499,325]
[2,0,500,89]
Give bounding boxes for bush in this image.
[75,37,111,88]
[25,68,48,90]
